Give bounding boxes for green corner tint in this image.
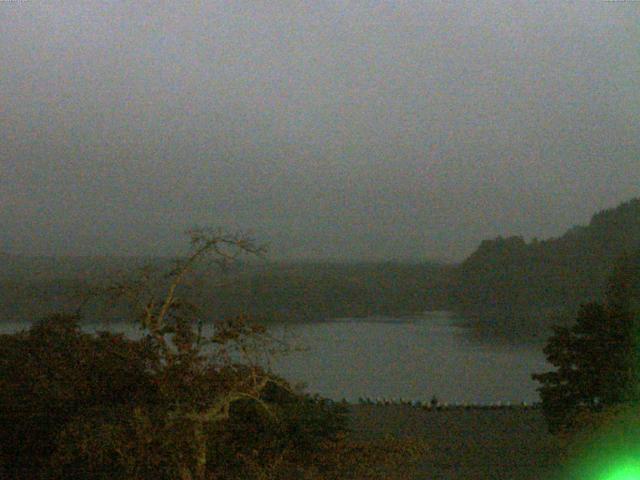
[556,406,640,480]
[602,460,640,480]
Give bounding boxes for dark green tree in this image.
[533,250,640,433]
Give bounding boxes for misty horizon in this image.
[2,2,639,261]
[1,195,639,264]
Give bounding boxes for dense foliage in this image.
[532,250,640,433]
[452,197,640,338]
[0,313,353,480]
[0,314,158,478]
[0,231,432,479]
[0,232,351,479]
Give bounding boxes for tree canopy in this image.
[0,229,430,479]
[533,249,640,433]
[453,197,640,339]
[0,230,352,480]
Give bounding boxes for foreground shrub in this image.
[205,430,430,480]
[0,314,158,479]
[207,386,349,479]
[1,232,428,479]
[44,386,350,480]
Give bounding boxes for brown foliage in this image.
[1,230,433,479]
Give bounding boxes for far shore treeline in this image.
[2,197,639,343]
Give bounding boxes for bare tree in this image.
[91,228,288,480]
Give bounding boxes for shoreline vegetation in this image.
[2,197,639,345]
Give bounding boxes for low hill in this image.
[0,257,450,324]
[451,197,640,340]
[3,198,638,342]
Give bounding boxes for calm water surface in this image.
[1,313,549,404]
[268,315,549,404]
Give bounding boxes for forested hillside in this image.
[0,257,449,324]
[451,198,640,338]
[3,198,639,342]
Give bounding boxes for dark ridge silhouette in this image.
[450,197,640,341]
[1,198,639,344]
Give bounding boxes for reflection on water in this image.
[1,313,549,404]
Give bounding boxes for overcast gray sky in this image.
[1,1,639,260]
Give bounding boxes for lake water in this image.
[0,312,549,405]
